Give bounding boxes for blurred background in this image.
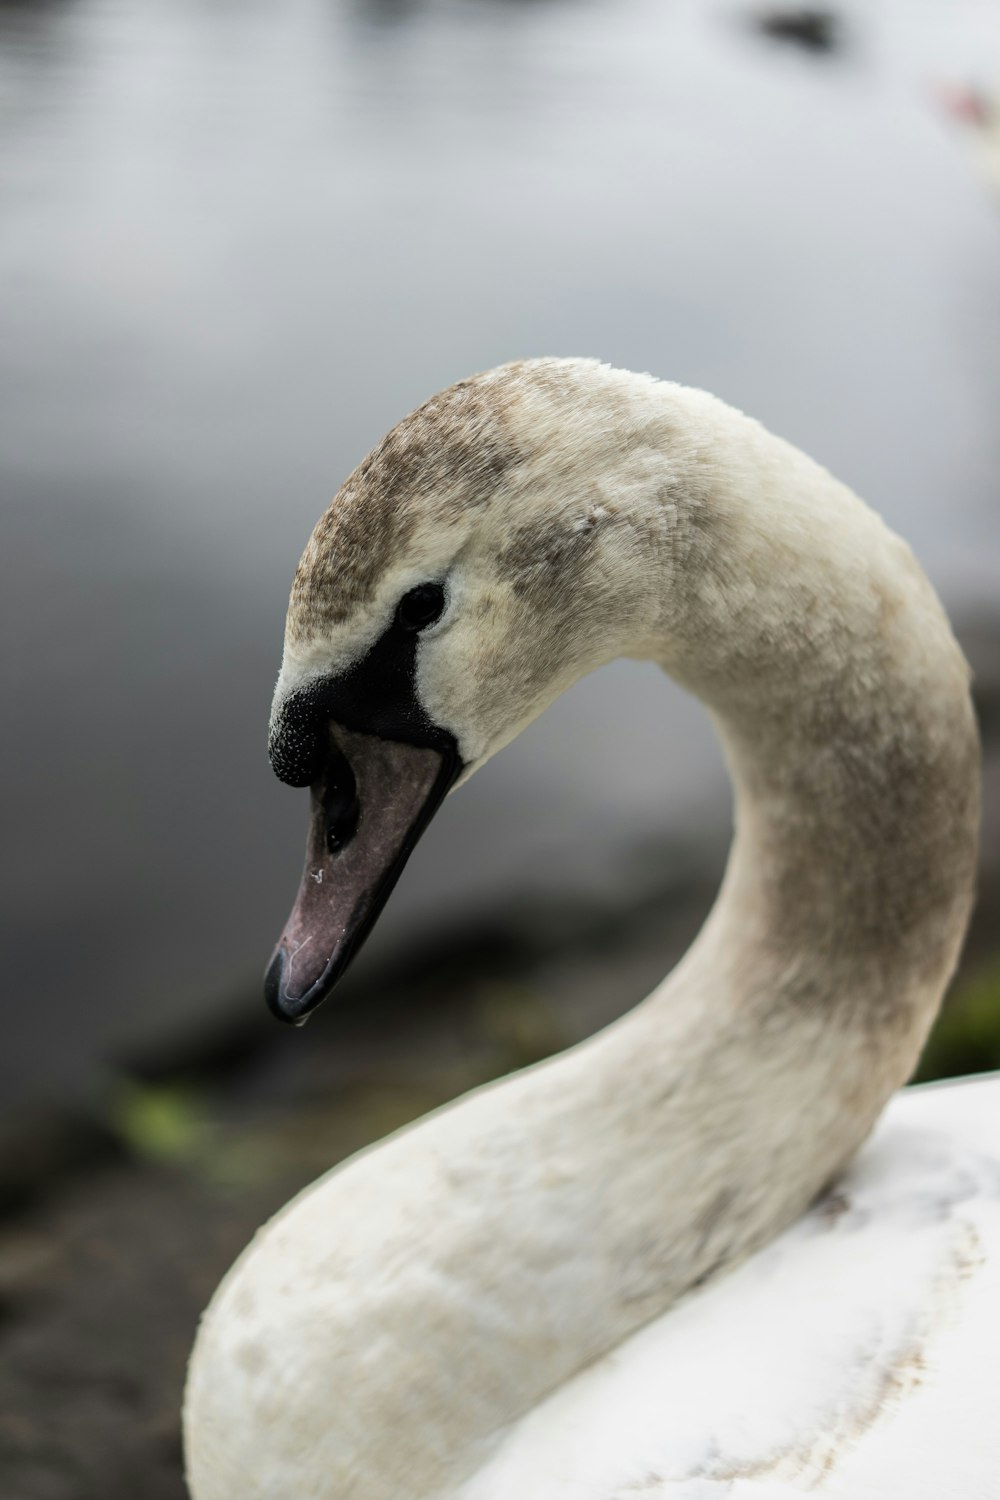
[1,1,998,1496]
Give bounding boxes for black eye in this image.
[396,582,445,632]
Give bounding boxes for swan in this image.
[184,359,999,1499]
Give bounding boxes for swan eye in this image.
[396,583,445,632]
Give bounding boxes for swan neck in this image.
[632,386,978,1034]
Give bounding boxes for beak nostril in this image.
[326,810,358,854]
[324,747,359,854]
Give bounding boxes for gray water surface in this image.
[2,0,999,1108]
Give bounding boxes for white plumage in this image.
[184,361,993,1499]
[458,1076,1000,1500]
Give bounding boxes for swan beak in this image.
[264,725,460,1024]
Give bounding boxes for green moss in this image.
[913,962,1000,1083]
[106,1077,211,1163]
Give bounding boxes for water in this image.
[2,0,999,1108]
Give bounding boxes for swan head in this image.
[265,358,668,1022]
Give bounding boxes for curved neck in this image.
[652,388,978,1031]
[409,392,976,1494]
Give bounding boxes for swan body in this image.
[184,360,986,1499]
[457,1075,1000,1500]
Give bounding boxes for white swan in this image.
[184,360,999,1500]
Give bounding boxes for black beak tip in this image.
[264,949,316,1028]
